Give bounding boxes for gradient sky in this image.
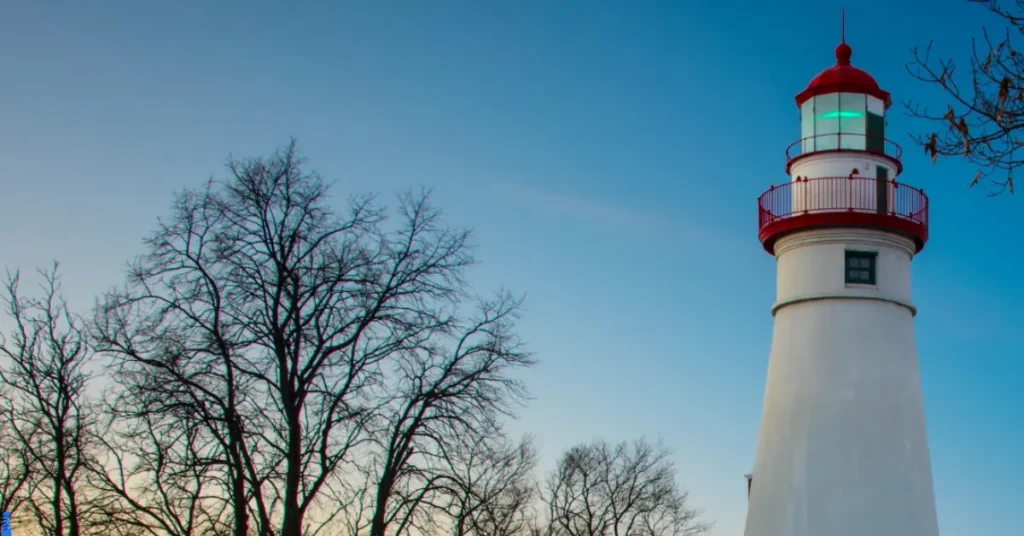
[2,1,1023,535]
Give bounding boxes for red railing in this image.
[758,176,929,237]
[785,133,903,164]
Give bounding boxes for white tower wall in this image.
[743,228,939,536]
[789,152,899,181]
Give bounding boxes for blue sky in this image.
[2,1,1023,535]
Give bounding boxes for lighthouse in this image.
[744,34,939,536]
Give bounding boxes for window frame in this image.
[844,250,878,285]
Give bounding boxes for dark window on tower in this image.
[845,250,877,285]
[866,112,885,153]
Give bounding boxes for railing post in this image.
[802,177,809,215]
[848,175,854,212]
[891,179,897,216]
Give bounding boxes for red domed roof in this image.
[795,42,891,109]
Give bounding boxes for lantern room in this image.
[788,42,896,168]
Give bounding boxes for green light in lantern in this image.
[817,110,864,119]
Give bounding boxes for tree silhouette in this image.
[0,265,95,536]
[906,0,1024,195]
[543,439,710,536]
[94,139,534,536]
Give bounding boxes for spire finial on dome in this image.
[835,8,852,65]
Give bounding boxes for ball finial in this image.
[836,42,852,65]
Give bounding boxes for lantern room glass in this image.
[837,93,867,149]
[814,94,840,151]
[801,100,815,154]
[799,92,873,153]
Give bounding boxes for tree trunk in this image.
[280,367,304,536]
[65,481,80,536]
[228,412,249,536]
[54,427,65,536]
[369,472,395,536]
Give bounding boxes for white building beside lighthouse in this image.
[744,36,939,536]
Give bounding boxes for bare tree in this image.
[94,139,528,536]
[0,392,34,521]
[0,264,94,536]
[348,293,535,536]
[85,407,229,536]
[94,177,262,536]
[905,0,1024,194]
[443,434,538,536]
[543,439,709,536]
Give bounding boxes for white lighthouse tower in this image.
[744,33,939,536]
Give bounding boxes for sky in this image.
[1,1,1023,535]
